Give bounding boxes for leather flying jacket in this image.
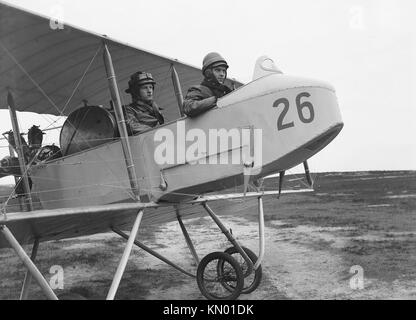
[183,77,233,118]
[124,99,164,135]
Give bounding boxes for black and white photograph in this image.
[0,0,415,306]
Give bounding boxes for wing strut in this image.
[171,65,185,117]
[19,238,39,300]
[3,133,24,211]
[7,92,33,211]
[106,210,144,300]
[0,225,57,300]
[103,43,140,198]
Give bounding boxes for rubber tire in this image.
[220,246,262,294]
[197,251,244,300]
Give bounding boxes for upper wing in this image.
[0,1,237,121]
[0,189,312,249]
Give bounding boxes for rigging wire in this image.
[0,43,136,208]
[42,44,104,131]
[0,40,60,126]
[0,41,268,216]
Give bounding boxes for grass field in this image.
[0,170,415,300]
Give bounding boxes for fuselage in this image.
[31,73,343,209]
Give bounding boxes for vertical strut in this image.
[171,65,184,117]
[7,92,33,211]
[254,197,265,270]
[103,43,140,198]
[6,141,24,211]
[19,238,39,300]
[0,226,57,300]
[106,210,143,300]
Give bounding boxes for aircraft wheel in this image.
[218,246,262,294]
[197,252,243,300]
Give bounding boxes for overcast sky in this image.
[1,0,415,184]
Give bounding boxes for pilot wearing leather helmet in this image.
[183,52,233,117]
[124,71,164,134]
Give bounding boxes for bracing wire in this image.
[0,42,258,217]
[0,43,136,208]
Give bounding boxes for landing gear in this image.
[194,199,265,300]
[197,252,244,300]
[111,196,266,301]
[219,247,262,294]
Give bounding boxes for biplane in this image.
[0,1,343,300]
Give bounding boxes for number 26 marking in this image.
[273,92,315,131]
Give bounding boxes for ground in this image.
[0,170,415,300]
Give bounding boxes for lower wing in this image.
[0,189,312,249]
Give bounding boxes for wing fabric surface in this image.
[0,1,207,122]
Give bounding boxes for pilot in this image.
[124,71,164,134]
[183,52,234,117]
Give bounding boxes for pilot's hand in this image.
[206,96,217,107]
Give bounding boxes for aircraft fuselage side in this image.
[30,73,343,208]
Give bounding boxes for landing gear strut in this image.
[113,197,266,300]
